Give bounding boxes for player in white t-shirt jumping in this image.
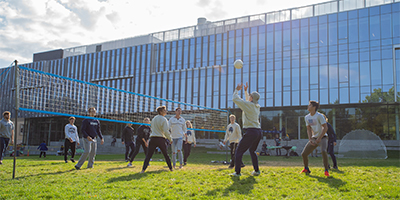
[300,100,330,177]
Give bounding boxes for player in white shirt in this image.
[223,115,244,168]
[300,100,330,177]
[169,107,187,169]
[64,116,80,163]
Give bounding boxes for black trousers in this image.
[142,137,172,171]
[64,139,76,161]
[130,139,148,162]
[327,141,337,167]
[229,142,239,167]
[39,151,46,158]
[125,142,135,160]
[183,142,192,163]
[235,128,262,174]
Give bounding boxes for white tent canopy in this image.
[338,129,387,159]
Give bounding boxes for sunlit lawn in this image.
[0,148,399,199]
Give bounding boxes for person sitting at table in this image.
[274,133,281,156]
[260,141,269,156]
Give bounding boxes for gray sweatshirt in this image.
[0,118,14,139]
[150,115,172,141]
[232,90,261,129]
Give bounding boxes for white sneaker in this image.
[251,171,261,176]
[229,172,241,177]
[127,163,132,167]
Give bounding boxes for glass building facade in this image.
[1,0,399,143]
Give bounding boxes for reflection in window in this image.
[350,87,359,103]
[360,61,370,86]
[371,60,381,86]
[359,17,369,41]
[340,88,349,104]
[320,89,328,104]
[330,88,338,104]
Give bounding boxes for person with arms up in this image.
[230,82,262,177]
[169,107,187,169]
[75,107,104,170]
[141,106,173,173]
[122,122,135,162]
[127,118,151,167]
[64,116,80,163]
[300,101,330,177]
[223,114,244,169]
[182,120,196,166]
[322,114,338,170]
[0,111,14,165]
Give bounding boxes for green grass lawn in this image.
[0,148,399,199]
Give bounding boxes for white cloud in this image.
[0,0,328,68]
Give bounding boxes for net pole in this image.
[225,113,228,164]
[12,60,19,179]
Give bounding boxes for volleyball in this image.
[233,59,243,69]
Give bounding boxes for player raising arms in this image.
[230,82,262,177]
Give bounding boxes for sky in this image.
[0,0,327,68]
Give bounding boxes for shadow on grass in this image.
[205,176,256,196]
[12,169,75,180]
[330,168,344,174]
[106,166,129,172]
[17,161,66,167]
[106,169,166,183]
[213,166,232,172]
[308,175,347,189]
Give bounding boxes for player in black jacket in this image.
[127,118,151,167]
[122,123,135,161]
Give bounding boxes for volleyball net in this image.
[17,66,228,132]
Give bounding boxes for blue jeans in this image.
[171,138,183,166]
[0,137,10,161]
[235,128,262,174]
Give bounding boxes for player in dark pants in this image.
[121,123,135,162]
[141,106,173,173]
[127,118,151,167]
[230,82,262,176]
[323,114,338,170]
[234,128,262,175]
